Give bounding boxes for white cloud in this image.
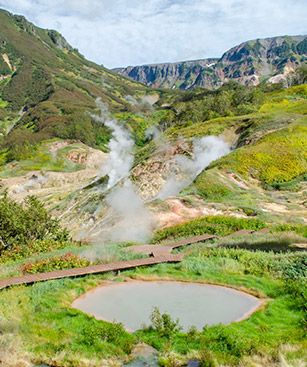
[0,0,306,68]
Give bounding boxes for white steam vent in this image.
[157,136,230,199]
[91,98,134,189]
[90,99,155,243]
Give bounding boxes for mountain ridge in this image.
[114,34,307,89]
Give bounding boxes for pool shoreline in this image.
[72,278,267,329]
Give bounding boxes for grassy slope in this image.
[0,139,91,177]
[0,9,149,154]
[166,85,307,226]
[217,123,306,185]
[176,85,307,185]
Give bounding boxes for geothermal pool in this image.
[72,281,261,331]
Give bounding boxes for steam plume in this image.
[105,180,154,242]
[92,98,134,188]
[157,136,230,199]
[91,99,155,243]
[125,95,154,112]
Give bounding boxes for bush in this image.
[0,239,72,263]
[271,223,307,238]
[290,65,307,85]
[284,278,307,312]
[2,64,53,110]
[150,307,182,338]
[198,349,217,367]
[159,352,186,367]
[21,252,90,274]
[201,325,259,358]
[197,247,307,279]
[79,320,135,354]
[152,215,266,242]
[0,192,69,255]
[167,82,264,127]
[3,128,40,162]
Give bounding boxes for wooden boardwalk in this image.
[0,255,183,290]
[0,229,266,291]
[129,234,217,257]
[166,234,217,249]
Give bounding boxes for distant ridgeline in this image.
[114,35,307,89]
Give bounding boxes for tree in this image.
[0,192,68,253]
[150,307,181,338]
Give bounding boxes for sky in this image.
[0,0,306,68]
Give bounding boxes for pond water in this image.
[72,281,261,331]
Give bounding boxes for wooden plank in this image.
[167,234,217,249]
[0,255,183,290]
[0,229,268,291]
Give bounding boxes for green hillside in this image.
[0,9,148,157]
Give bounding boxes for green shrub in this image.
[0,57,11,75]
[2,64,53,110]
[3,128,39,162]
[194,248,306,281]
[0,192,69,255]
[150,307,182,338]
[198,349,217,367]
[79,320,135,354]
[152,216,266,242]
[284,278,307,312]
[21,252,90,274]
[266,173,307,191]
[240,207,258,217]
[0,239,72,263]
[271,223,307,238]
[159,352,186,367]
[201,325,259,358]
[165,82,264,128]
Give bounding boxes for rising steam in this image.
[90,100,230,243]
[157,136,230,199]
[91,99,155,243]
[105,179,154,242]
[92,99,134,189]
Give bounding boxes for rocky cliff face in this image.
[115,35,307,89]
[113,58,218,89]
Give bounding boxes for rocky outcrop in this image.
[115,35,307,89]
[114,58,218,89]
[47,30,73,51]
